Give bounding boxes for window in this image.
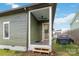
[3,21,10,39]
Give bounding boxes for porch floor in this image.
[31,40,49,45]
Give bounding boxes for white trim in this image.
[30,7,49,12]
[29,45,50,50]
[28,7,52,52]
[49,7,52,52]
[0,45,26,51]
[3,21,10,40]
[28,11,31,50]
[42,23,49,41]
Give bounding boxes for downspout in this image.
[24,8,28,51]
[52,3,57,52]
[52,3,57,34]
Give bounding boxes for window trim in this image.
[3,21,10,40]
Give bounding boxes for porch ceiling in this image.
[32,8,49,21]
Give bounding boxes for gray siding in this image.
[0,13,27,47]
[31,15,42,43]
[31,14,49,44]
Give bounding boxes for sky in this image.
[0,3,79,31]
[54,3,79,31]
[0,3,31,12]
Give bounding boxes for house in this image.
[70,13,79,44]
[0,3,57,53]
[53,29,63,38]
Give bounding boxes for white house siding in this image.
[70,14,79,44]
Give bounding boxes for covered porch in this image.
[30,7,49,45]
[28,6,53,53]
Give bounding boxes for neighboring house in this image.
[70,13,79,44]
[0,3,56,53]
[53,30,62,38]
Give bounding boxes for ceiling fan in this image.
[39,16,48,20]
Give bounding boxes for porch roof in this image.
[0,3,56,17]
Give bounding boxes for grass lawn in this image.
[0,49,24,56]
[53,39,79,56]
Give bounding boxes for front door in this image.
[42,23,49,41]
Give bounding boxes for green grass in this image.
[0,49,24,56]
[53,39,79,56]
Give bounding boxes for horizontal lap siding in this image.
[0,13,27,47]
[31,15,41,43]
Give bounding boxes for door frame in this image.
[42,23,49,41]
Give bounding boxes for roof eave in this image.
[0,3,56,17]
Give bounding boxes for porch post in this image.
[28,11,31,50]
[49,6,52,52]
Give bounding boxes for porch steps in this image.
[33,48,50,53]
